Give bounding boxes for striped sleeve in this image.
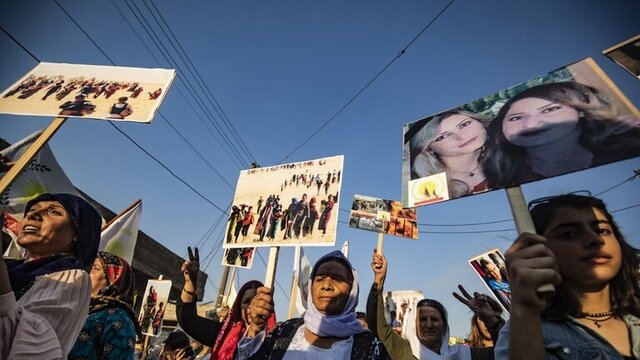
[18,269,92,358]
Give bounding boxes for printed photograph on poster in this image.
[221,247,256,269]
[382,289,424,337]
[349,194,418,239]
[138,279,172,337]
[402,57,640,207]
[0,62,175,123]
[223,155,343,249]
[603,34,640,78]
[469,248,510,313]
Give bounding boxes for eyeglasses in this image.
[527,190,592,210]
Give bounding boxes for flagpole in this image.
[287,246,300,319]
[0,117,67,194]
[101,198,142,231]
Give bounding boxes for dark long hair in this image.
[530,194,640,319]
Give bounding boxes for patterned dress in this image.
[68,306,137,360]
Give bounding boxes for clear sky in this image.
[1,0,639,338]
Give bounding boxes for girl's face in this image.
[428,114,486,158]
[543,206,622,292]
[240,288,257,323]
[501,97,581,148]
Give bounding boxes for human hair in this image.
[529,193,640,319]
[484,82,636,188]
[229,280,262,323]
[416,298,449,335]
[356,311,367,320]
[164,330,191,352]
[407,109,491,197]
[467,314,491,348]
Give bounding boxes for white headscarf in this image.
[302,250,367,337]
[403,299,471,360]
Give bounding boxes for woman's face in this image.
[416,306,445,348]
[501,97,580,148]
[90,258,107,295]
[427,114,486,158]
[484,262,502,281]
[311,259,353,315]
[543,206,622,292]
[240,288,257,323]
[17,200,76,257]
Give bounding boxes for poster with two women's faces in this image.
[402,57,640,207]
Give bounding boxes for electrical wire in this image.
[278,0,457,163]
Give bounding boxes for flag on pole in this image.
[294,247,312,315]
[100,199,142,264]
[341,240,349,258]
[2,129,87,258]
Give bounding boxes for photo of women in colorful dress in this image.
[138,279,172,337]
[469,248,510,313]
[221,247,256,269]
[403,57,640,207]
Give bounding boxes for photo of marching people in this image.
[349,194,419,239]
[403,57,640,207]
[0,62,175,123]
[468,248,511,313]
[138,279,172,337]
[223,155,343,248]
[221,246,256,269]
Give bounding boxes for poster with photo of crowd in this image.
[402,57,640,208]
[138,279,172,337]
[383,289,424,337]
[222,247,256,269]
[469,248,510,313]
[603,34,640,78]
[349,194,418,240]
[0,62,175,123]
[223,155,343,249]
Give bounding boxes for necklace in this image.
[579,311,614,328]
[449,164,480,178]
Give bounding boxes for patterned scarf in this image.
[89,251,141,337]
[210,280,276,360]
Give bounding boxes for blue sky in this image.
[1,0,639,337]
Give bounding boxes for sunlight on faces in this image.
[542,207,622,292]
[90,258,107,295]
[311,260,353,315]
[416,306,445,348]
[427,114,486,158]
[240,288,257,323]
[17,200,76,258]
[502,97,581,148]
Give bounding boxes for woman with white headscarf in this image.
[237,250,389,359]
[368,250,503,360]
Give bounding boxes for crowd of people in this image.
[1,186,638,360]
[406,81,640,198]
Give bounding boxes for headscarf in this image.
[403,299,471,360]
[302,250,367,337]
[6,193,101,299]
[210,280,276,360]
[89,251,141,337]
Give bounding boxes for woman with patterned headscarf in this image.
[68,251,141,359]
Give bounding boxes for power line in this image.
[255,250,291,301]
[278,0,457,163]
[1,8,230,214]
[143,0,256,163]
[338,207,513,226]
[594,168,639,197]
[108,0,246,175]
[122,0,250,168]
